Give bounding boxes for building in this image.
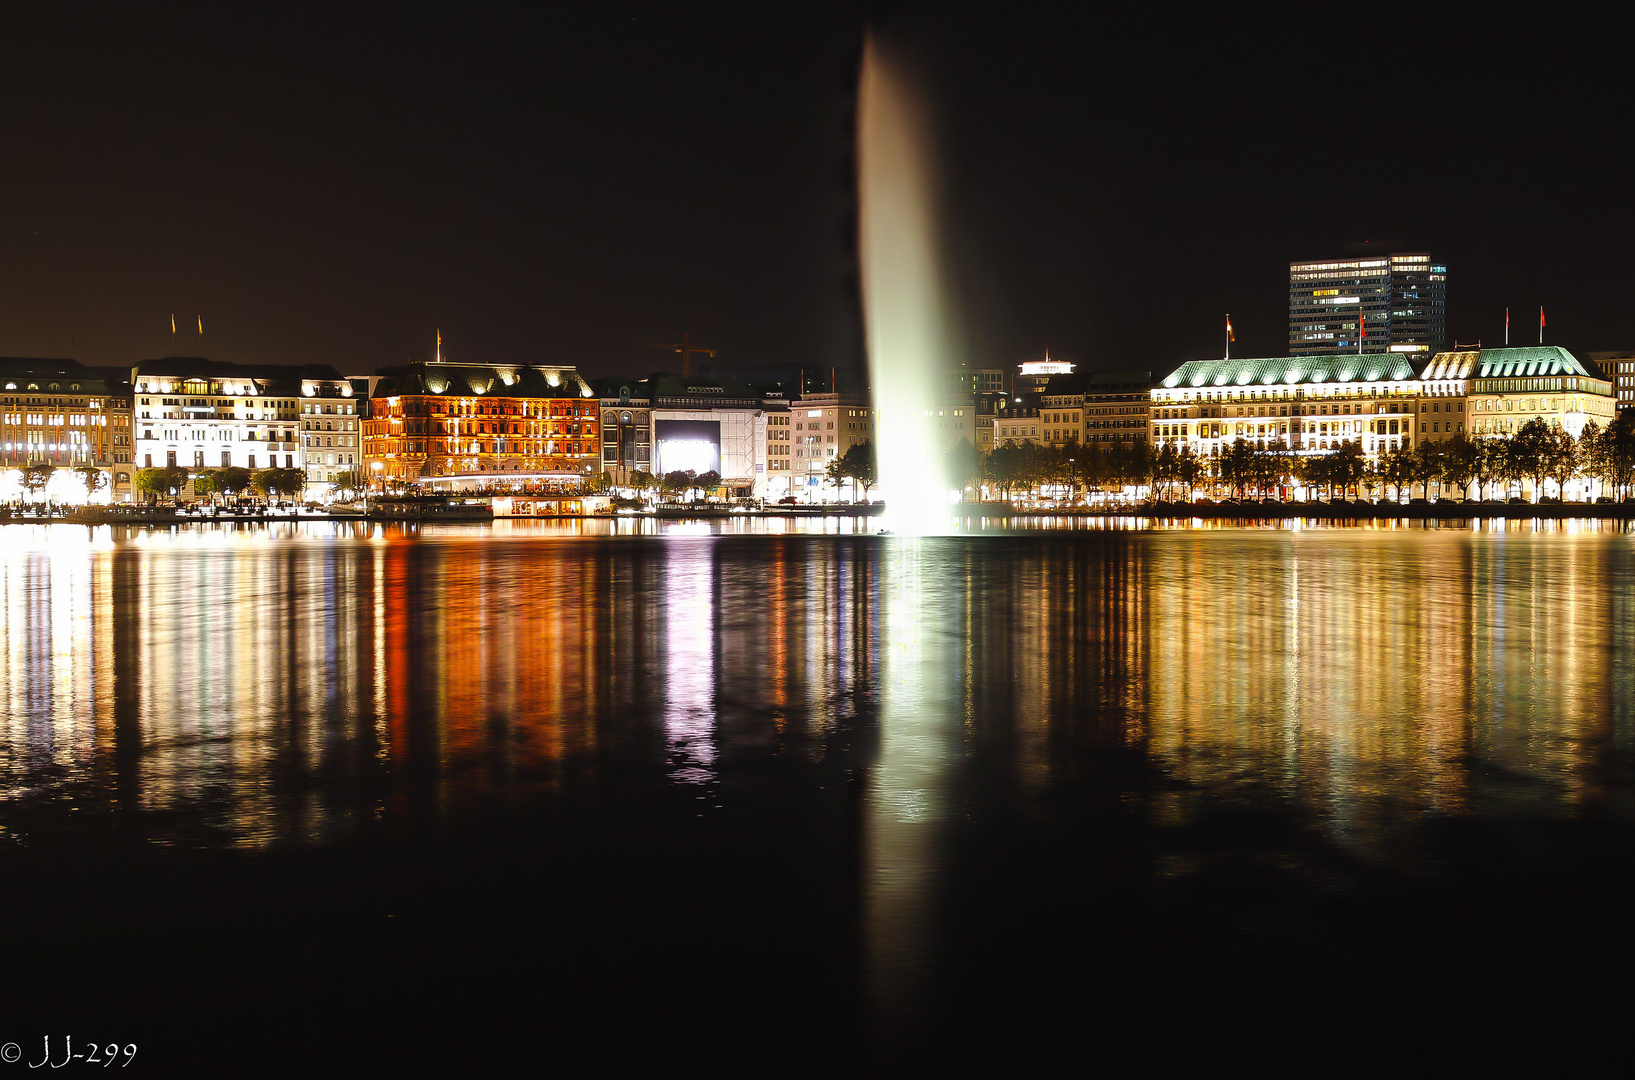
[1015,356,1075,394]
[1,357,134,502]
[1462,346,1614,440]
[1149,346,1614,465]
[1082,371,1152,444]
[1289,250,1447,358]
[991,370,1151,451]
[1588,352,1635,413]
[1152,353,1430,459]
[947,365,1005,397]
[789,391,875,500]
[764,405,793,496]
[974,391,1009,454]
[131,358,303,489]
[299,369,367,495]
[597,382,655,485]
[598,374,786,499]
[993,373,1083,449]
[363,361,599,489]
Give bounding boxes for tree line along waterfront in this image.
[966,412,1635,507]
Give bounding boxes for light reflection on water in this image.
[3,520,1633,893]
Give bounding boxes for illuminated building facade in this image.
[791,391,874,499]
[1589,352,1635,413]
[1015,356,1075,393]
[132,358,304,482]
[1289,251,1447,357]
[1151,353,1434,458]
[363,361,598,488]
[1462,346,1615,440]
[0,357,134,502]
[764,406,793,495]
[299,370,368,494]
[599,374,784,498]
[1151,346,1616,467]
[1082,371,1152,444]
[992,371,1152,450]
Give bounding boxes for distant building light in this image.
[1019,360,1075,376]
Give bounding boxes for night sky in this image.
[3,3,1629,380]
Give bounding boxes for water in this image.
[3,520,1633,1072]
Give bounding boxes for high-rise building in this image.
[1288,250,1447,358]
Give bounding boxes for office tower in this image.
[1288,249,1446,358]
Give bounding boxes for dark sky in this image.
[3,3,1630,380]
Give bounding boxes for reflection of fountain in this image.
[864,536,961,1049]
[859,35,954,535]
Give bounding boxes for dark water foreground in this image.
[2,520,1633,1074]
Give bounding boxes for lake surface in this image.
[3,518,1633,1072]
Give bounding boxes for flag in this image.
[171,314,176,334]
[1506,308,1510,329]
[197,316,203,334]
[1225,315,1235,342]
[1540,307,1546,328]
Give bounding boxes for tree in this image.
[1378,443,1413,503]
[134,465,188,503]
[1441,435,1480,501]
[1578,420,1606,500]
[20,463,55,501]
[943,438,980,502]
[1597,414,1635,499]
[984,443,1025,501]
[1473,438,1507,500]
[1546,427,1579,500]
[218,467,253,498]
[829,440,878,502]
[586,471,616,494]
[1219,438,1255,499]
[1508,418,1555,502]
[251,467,305,499]
[693,470,723,497]
[661,470,694,498]
[1410,441,1444,500]
[74,466,107,502]
[1333,440,1366,499]
[628,470,660,499]
[331,469,364,500]
[191,470,220,501]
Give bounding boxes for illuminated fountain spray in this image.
[859,35,955,534]
[858,31,960,1049]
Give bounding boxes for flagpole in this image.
[1225,314,1230,361]
[1539,307,1544,345]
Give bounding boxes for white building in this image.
[132,359,334,493]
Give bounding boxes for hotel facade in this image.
[363,361,600,489]
[1150,346,1613,461]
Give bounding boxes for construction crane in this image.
[632,332,716,378]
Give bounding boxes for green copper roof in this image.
[1160,354,1417,389]
[1469,345,1596,379]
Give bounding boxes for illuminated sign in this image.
[655,419,721,474]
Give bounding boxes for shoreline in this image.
[4,501,1635,526]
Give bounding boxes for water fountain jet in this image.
[858,35,957,535]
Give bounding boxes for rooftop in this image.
[1160,354,1419,389]
[371,361,592,399]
